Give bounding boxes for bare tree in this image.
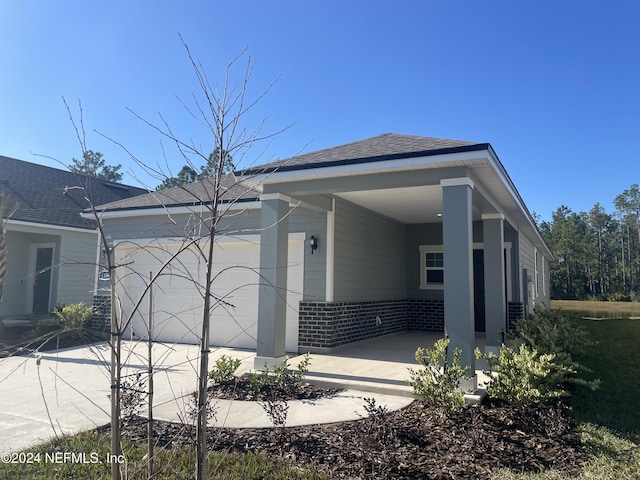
[6,38,292,480]
[114,36,290,480]
[59,98,208,480]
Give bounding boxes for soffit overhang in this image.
[239,147,552,259]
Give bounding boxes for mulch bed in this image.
[206,375,342,401]
[108,380,589,479]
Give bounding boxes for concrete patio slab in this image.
[291,332,492,396]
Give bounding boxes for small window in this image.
[420,246,444,289]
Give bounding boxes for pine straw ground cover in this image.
[110,393,588,480]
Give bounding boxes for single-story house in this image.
[90,133,551,387]
[0,155,147,320]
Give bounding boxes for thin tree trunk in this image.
[196,139,227,480]
[109,245,122,480]
[147,272,154,479]
[627,224,632,290]
[621,229,626,288]
[0,194,7,301]
[195,231,214,480]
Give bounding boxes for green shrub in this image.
[514,307,589,359]
[209,354,242,384]
[52,302,94,330]
[599,291,632,302]
[407,338,471,414]
[511,308,600,397]
[248,353,312,397]
[477,344,577,408]
[273,352,311,388]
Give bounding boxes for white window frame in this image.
[419,245,444,290]
[419,242,512,299]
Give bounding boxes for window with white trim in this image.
[419,245,444,289]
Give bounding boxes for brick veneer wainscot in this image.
[298,299,446,349]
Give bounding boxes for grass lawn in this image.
[0,431,328,479]
[494,304,640,479]
[551,299,640,318]
[570,315,640,479]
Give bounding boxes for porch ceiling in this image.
[252,146,552,258]
[336,184,487,224]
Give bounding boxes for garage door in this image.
[114,234,304,351]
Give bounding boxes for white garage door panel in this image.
[114,234,303,351]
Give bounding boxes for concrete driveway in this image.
[0,341,255,454]
[0,339,414,455]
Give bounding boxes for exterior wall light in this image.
[309,235,318,254]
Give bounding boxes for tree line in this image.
[538,184,640,301]
[68,148,232,188]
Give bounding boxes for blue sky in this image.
[1,1,638,221]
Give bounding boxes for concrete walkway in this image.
[0,341,412,454]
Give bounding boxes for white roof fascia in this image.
[6,219,98,234]
[81,201,262,220]
[241,150,491,186]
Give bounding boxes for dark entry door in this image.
[33,247,54,314]
[473,249,485,332]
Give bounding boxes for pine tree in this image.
[69,150,123,182]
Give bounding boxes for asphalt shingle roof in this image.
[237,133,488,175]
[92,174,259,212]
[86,134,487,212]
[0,155,148,229]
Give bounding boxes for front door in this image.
[33,247,54,314]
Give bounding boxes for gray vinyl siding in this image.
[1,231,34,315]
[536,251,551,308]
[332,199,407,301]
[519,234,536,311]
[101,212,222,240]
[291,209,327,301]
[544,257,551,303]
[4,229,62,315]
[1,227,97,317]
[57,230,100,306]
[504,223,520,303]
[101,205,327,301]
[535,248,543,305]
[520,234,551,308]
